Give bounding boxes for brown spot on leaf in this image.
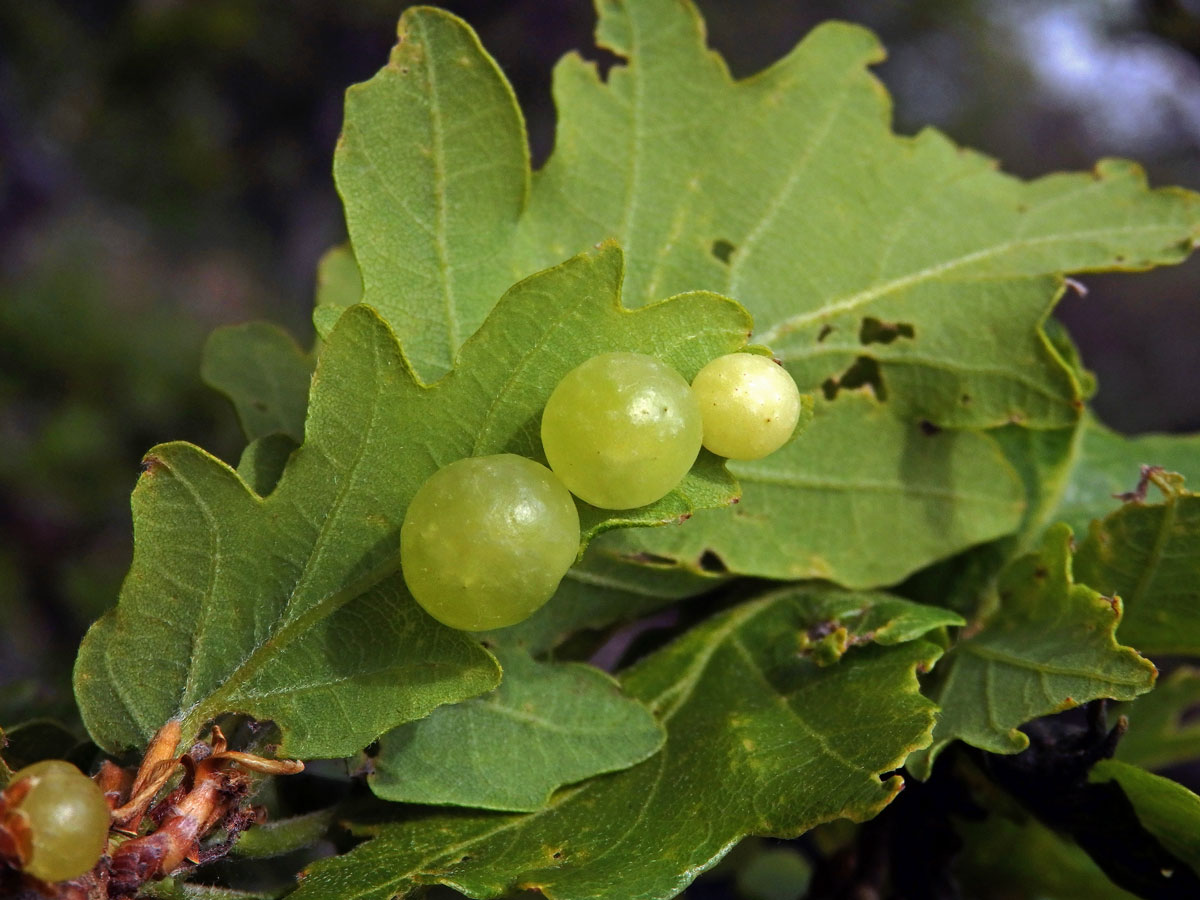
[140,455,165,476]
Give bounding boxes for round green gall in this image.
[400,454,580,631]
[540,352,702,509]
[691,353,802,460]
[7,760,110,883]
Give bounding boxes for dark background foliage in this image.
[1,0,1197,795]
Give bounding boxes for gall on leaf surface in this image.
[325,0,1198,589]
[73,245,753,758]
[370,647,665,812]
[909,523,1156,779]
[292,588,958,900]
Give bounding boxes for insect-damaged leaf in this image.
[74,245,752,757]
[292,588,954,900]
[1075,469,1200,656]
[322,0,1198,592]
[909,524,1156,779]
[335,1,1199,423]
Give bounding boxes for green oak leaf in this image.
[991,421,1085,547]
[603,393,1026,587]
[314,244,364,339]
[955,813,1139,900]
[333,7,529,380]
[336,2,1199,423]
[910,524,1156,779]
[232,809,337,860]
[201,322,314,443]
[481,532,721,655]
[897,419,1084,618]
[370,648,664,812]
[292,587,951,900]
[1054,415,1200,538]
[1115,668,1200,772]
[1075,469,1200,656]
[138,882,284,900]
[0,720,82,774]
[74,245,752,757]
[236,433,299,498]
[1090,759,1200,878]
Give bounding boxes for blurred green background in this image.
[1,0,1197,720]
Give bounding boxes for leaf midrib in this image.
[179,337,394,737]
[756,223,1189,345]
[962,641,1149,686]
[418,12,462,364]
[1125,494,1181,622]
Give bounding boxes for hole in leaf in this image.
[697,550,727,574]
[711,239,736,264]
[919,420,941,436]
[580,41,623,82]
[859,317,915,345]
[807,620,841,641]
[822,356,887,401]
[817,324,834,342]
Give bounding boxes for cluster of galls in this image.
[0,721,302,899]
[402,351,804,632]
